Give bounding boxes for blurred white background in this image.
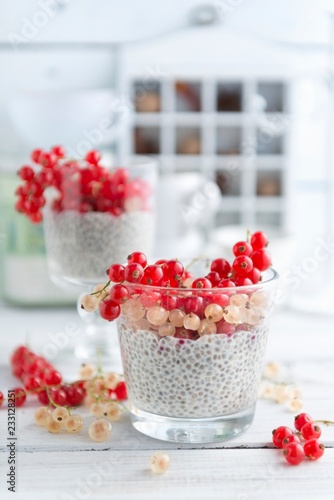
[1,0,334,311]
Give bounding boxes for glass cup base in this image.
[129,404,256,444]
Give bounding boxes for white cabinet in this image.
[123,75,292,232]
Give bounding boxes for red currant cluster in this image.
[0,345,127,409]
[272,412,327,465]
[81,232,272,337]
[15,146,150,223]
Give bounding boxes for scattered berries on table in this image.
[271,413,331,466]
[3,345,127,444]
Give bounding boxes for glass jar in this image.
[117,268,278,443]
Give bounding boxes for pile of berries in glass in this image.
[15,146,155,286]
[81,231,279,443]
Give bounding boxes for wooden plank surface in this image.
[1,449,334,500]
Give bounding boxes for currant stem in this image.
[185,255,205,272]
[90,280,111,297]
[96,349,104,375]
[314,419,334,426]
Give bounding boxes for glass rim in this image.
[125,267,279,294]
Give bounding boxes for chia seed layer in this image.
[43,208,155,285]
[118,324,269,418]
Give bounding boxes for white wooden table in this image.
[1,302,334,500]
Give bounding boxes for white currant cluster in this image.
[260,362,303,412]
[34,363,125,442]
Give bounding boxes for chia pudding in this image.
[118,323,269,418]
[43,208,155,285]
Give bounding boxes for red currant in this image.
[141,265,164,285]
[44,370,62,386]
[23,356,48,375]
[294,413,313,432]
[304,438,325,460]
[49,388,67,406]
[205,271,221,287]
[272,426,294,448]
[23,375,42,391]
[38,389,50,405]
[283,442,305,465]
[99,299,121,321]
[160,293,178,310]
[208,293,229,307]
[39,152,56,168]
[112,167,130,185]
[11,346,30,365]
[12,387,27,407]
[124,263,144,283]
[155,259,167,266]
[232,255,253,276]
[174,328,195,340]
[183,296,205,316]
[233,240,253,257]
[29,212,43,224]
[65,385,85,406]
[114,381,127,400]
[140,290,162,308]
[85,150,101,165]
[163,260,184,283]
[251,249,271,272]
[217,279,236,288]
[234,276,253,286]
[127,251,147,268]
[250,231,268,250]
[246,267,261,284]
[51,145,65,157]
[192,277,212,289]
[301,422,321,440]
[18,166,34,181]
[210,258,231,278]
[282,434,301,449]
[216,320,235,335]
[108,263,125,283]
[31,148,43,163]
[109,284,130,304]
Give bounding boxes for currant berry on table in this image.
[294,412,313,432]
[88,418,112,442]
[283,442,305,465]
[303,438,325,460]
[149,452,170,474]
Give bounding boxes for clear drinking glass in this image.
[117,267,278,443]
[42,157,156,363]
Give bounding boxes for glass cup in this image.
[42,157,156,363]
[117,267,278,443]
[43,157,156,288]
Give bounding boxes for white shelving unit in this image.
[121,76,292,232]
